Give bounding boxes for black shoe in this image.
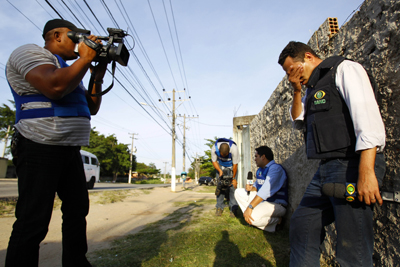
[215,208,223,216]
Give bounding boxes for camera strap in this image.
[88,60,116,97]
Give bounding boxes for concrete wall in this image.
[249,0,400,265]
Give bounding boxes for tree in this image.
[136,162,161,177]
[0,101,16,156]
[82,128,134,181]
[189,137,219,178]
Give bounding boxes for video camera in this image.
[67,28,130,66]
[215,168,233,196]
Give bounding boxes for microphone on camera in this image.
[322,183,357,202]
[247,171,253,196]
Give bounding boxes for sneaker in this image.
[229,211,236,218]
[215,208,223,216]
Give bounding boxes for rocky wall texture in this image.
[249,0,400,265]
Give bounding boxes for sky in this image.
[0,0,364,175]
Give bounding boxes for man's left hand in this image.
[243,208,254,225]
[357,169,382,205]
[357,147,382,206]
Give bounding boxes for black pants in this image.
[5,135,91,267]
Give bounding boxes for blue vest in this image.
[9,54,91,123]
[255,163,288,203]
[215,138,236,167]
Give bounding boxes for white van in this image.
[80,150,100,189]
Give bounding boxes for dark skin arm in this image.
[25,35,107,114]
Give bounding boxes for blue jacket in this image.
[255,161,288,204]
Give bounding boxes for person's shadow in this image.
[213,230,273,267]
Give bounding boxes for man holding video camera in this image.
[211,138,239,217]
[235,146,287,232]
[5,19,107,267]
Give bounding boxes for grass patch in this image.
[0,195,63,216]
[197,185,217,194]
[131,179,164,184]
[88,200,290,267]
[0,197,18,217]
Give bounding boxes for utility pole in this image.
[163,161,168,184]
[177,114,198,174]
[194,153,202,184]
[128,133,138,184]
[159,88,190,192]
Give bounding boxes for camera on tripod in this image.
[67,28,130,66]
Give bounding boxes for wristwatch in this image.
[248,204,254,210]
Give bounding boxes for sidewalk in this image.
[0,185,216,267]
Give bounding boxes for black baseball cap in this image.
[42,19,90,39]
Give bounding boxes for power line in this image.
[147,0,178,89]
[6,0,42,31]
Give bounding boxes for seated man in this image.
[235,146,288,232]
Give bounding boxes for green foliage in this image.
[190,137,219,178]
[136,162,161,177]
[82,128,135,178]
[88,200,290,267]
[0,101,16,139]
[0,101,16,156]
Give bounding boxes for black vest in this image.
[305,56,359,159]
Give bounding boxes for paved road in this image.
[0,179,182,198]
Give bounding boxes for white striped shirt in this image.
[6,44,90,146]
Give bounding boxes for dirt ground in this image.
[0,185,216,267]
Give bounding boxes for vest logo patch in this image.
[314,90,326,105]
[314,90,325,99]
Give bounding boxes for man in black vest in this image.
[278,41,386,266]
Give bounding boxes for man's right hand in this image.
[287,63,304,93]
[78,35,102,63]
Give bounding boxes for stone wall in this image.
[249,0,400,265]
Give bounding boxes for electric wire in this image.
[55,0,73,21]
[162,0,185,89]
[147,0,179,89]
[45,0,64,19]
[82,0,107,35]
[99,0,119,29]
[117,0,165,91]
[36,0,54,18]
[341,1,364,27]
[6,0,42,31]
[60,0,85,28]
[73,0,102,34]
[10,0,202,163]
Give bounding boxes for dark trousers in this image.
[289,154,386,267]
[5,135,91,267]
[215,167,238,212]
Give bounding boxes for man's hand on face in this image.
[287,63,304,92]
